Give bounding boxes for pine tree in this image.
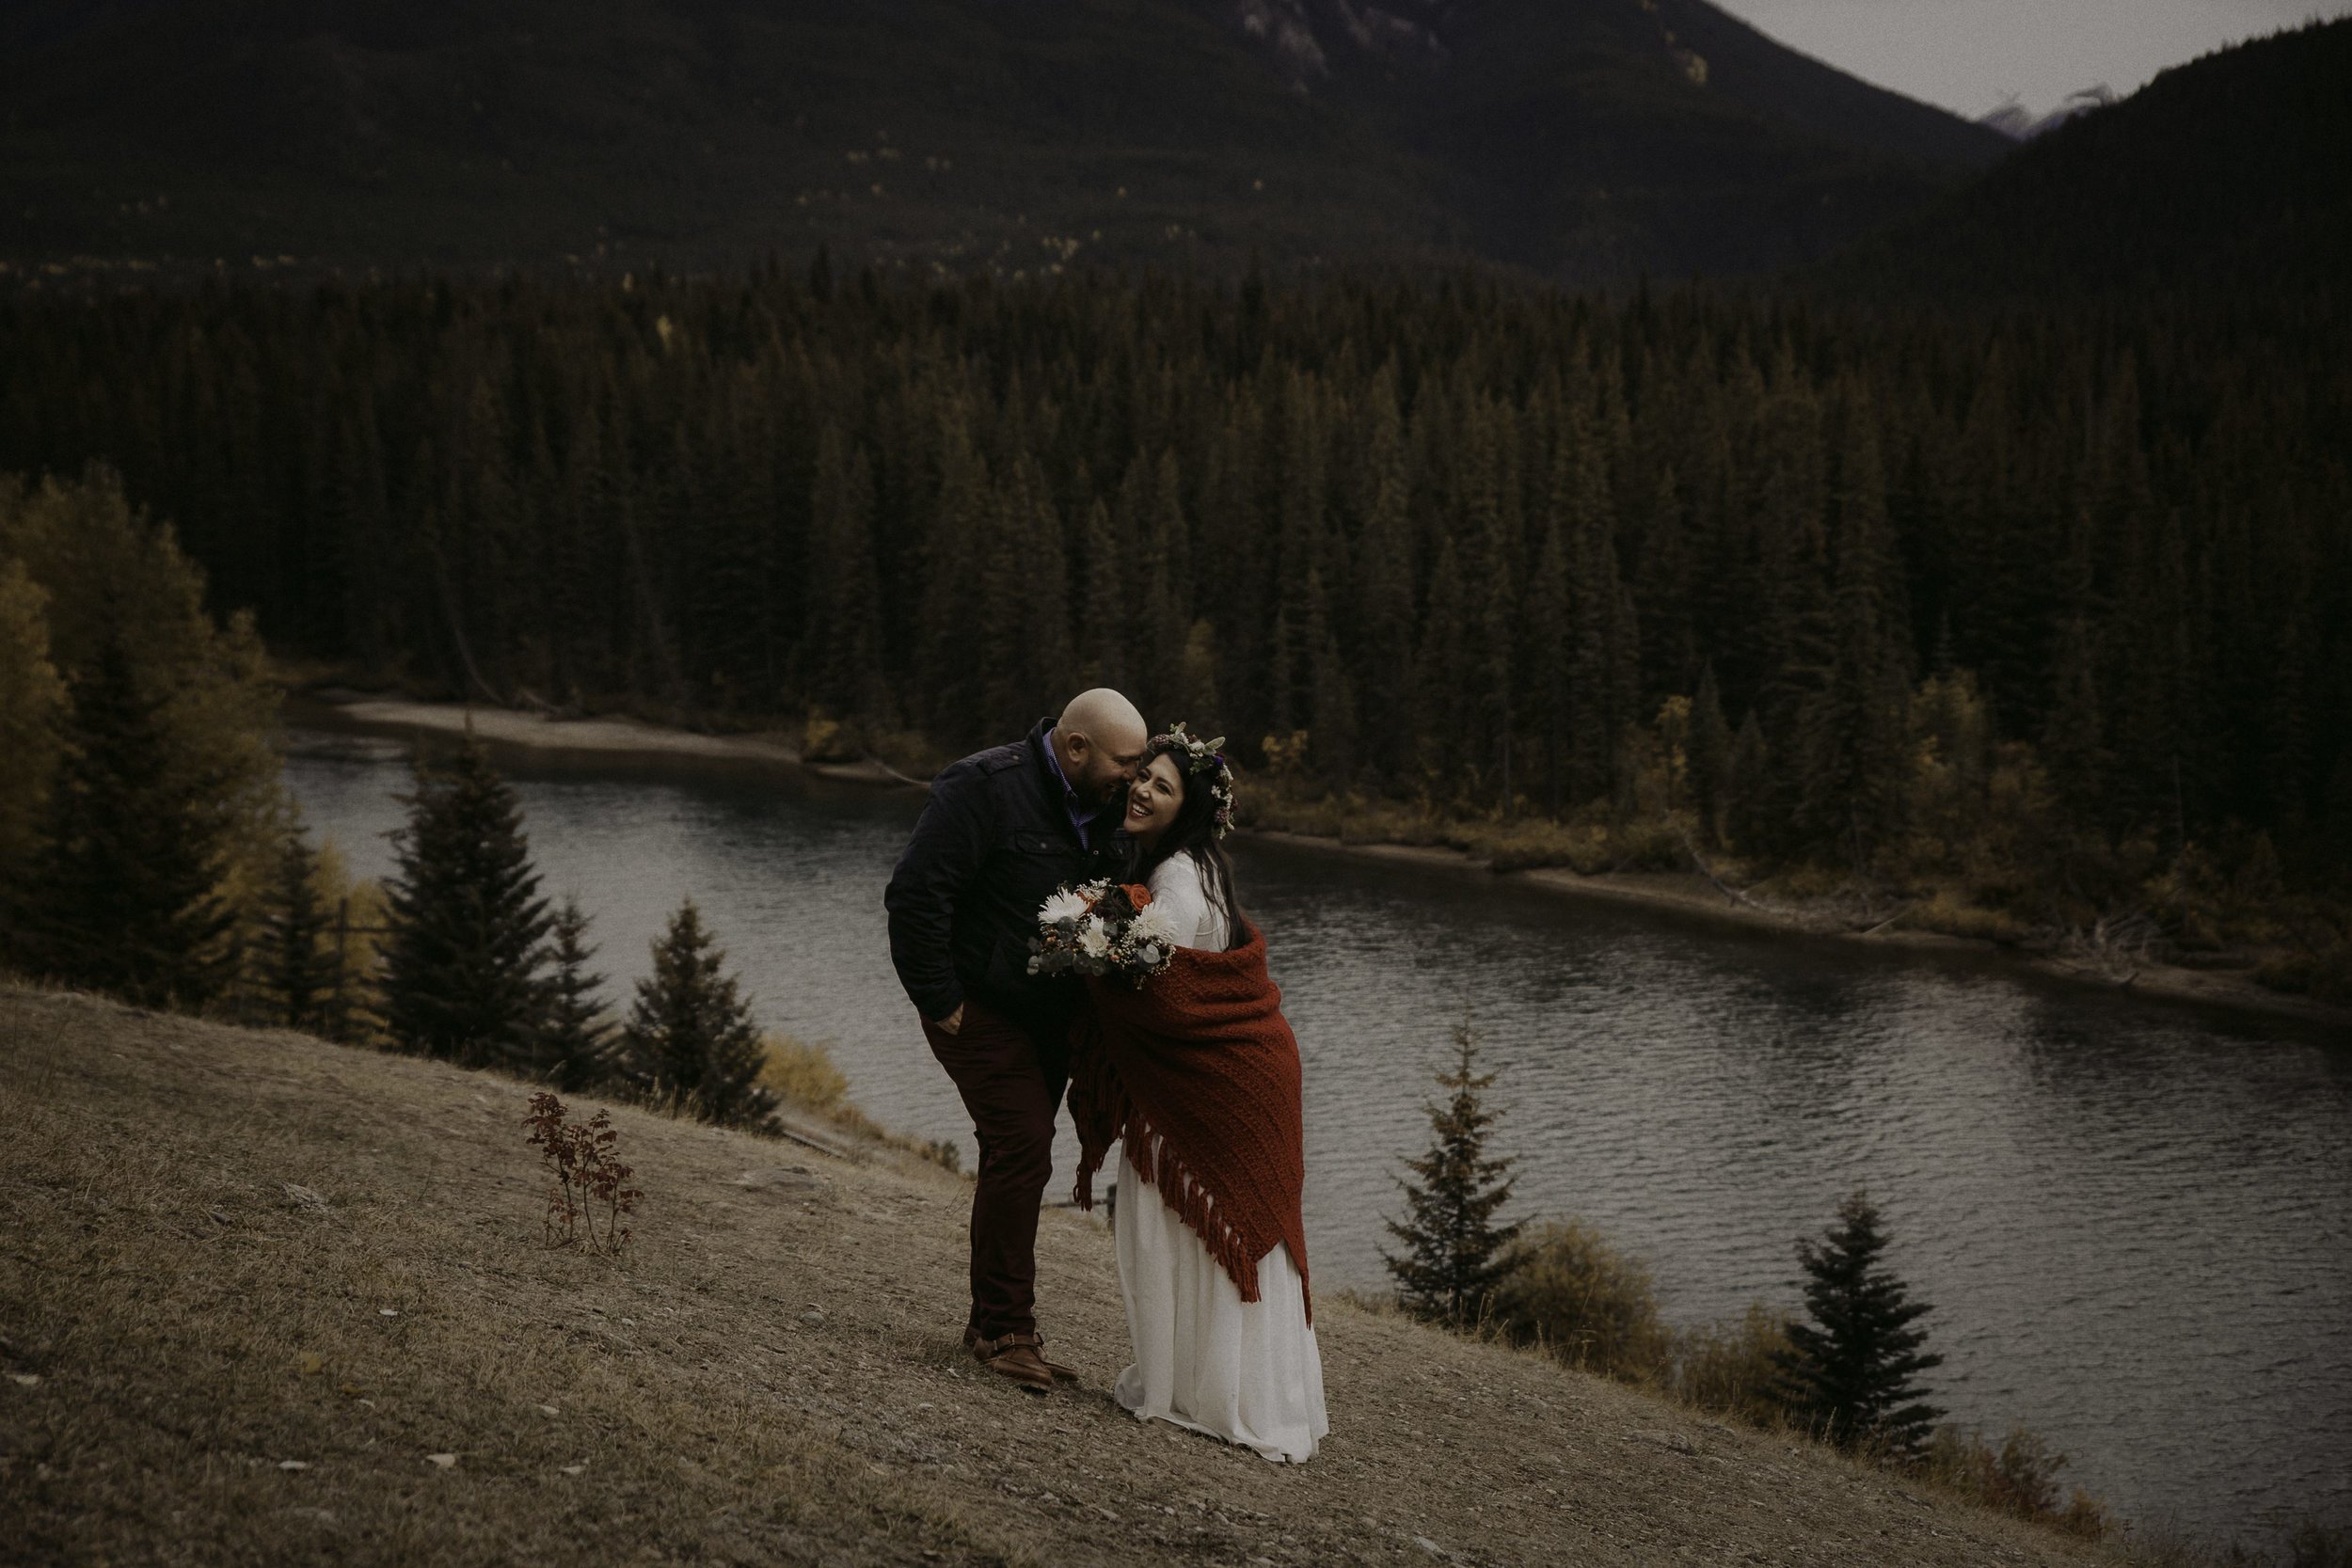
[917,412,991,744]
[1383,1021,1522,1326]
[1688,663,1733,847]
[1750,373,1836,771]
[975,452,1071,732]
[378,735,555,1068]
[1175,617,1222,736]
[1636,465,1698,704]
[2042,614,2109,830]
[1798,403,1912,864]
[1552,405,1633,806]
[1304,566,1358,784]
[1527,501,1572,815]
[1075,496,1127,693]
[10,632,233,1008]
[1773,1191,1944,1459]
[1352,372,1416,784]
[1414,536,1469,787]
[618,897,779,1131]
[262,820,331,1031]
[1725,708,1776,859]
[803,426,885,721]
[1459,397,1517,807]
[534,895,616,1090]
[1138,450,1194,717]
[1271,375,1328,734]
[0,556,66,877]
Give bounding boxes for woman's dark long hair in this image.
[1127,745,1245,949]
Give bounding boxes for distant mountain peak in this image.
[1217,0,1452,86]
[1978,85,2116,141]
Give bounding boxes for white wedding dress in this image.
[1111,853,1328,1463]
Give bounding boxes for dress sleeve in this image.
[1147,854,1227,950]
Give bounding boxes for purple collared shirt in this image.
[1042,731,1102,846]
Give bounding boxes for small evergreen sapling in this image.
[1774,1189,1944,1458]
[534,895,616,1089]
[262,820,330,1031]
[618,898,780,1132]
[1383,1020,1522,1326]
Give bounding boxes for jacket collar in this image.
[1028,717,1120,854]
[1028,718,1079,841]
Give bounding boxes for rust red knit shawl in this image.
[1070,921,1311,1323]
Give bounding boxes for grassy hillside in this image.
[0,0,2002,283]
[0,980,2117,1566]
[1814,19,2352,296]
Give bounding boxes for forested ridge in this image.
[1815,20,2352,300]
[2,266,2346,986]
[0,0,2001,285]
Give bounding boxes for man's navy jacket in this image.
[884,718,1127,1032]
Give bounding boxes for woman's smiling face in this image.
[1123,752,1185,845]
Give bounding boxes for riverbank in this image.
[3,980,2119,1567]
[291,689,2351,1034]
[293,689,914,785]
[1248,831,2352,1031]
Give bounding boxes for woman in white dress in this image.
[1071,724,1327,1463]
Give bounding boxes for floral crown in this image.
[1149,721,1236,840]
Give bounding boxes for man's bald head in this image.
[1051,688,1150,808]
[1060,688,1148,751]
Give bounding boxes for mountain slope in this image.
[1817,19,2352,296]
[1326,0,2010,277]
[1,0,2004,283]
[0,0,1463,275]
[1177,0,2010,277]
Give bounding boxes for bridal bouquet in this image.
[1027,879,1181,984]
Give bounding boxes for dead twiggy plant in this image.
[523,1091,642,1255]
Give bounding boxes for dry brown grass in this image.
[759,1032,852,1115]
[759,1032,961,1172]
[1909,892,2031,945]
[3,982,2122,1568]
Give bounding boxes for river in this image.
[278,717,2351,1550]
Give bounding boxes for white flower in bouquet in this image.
[1077,918,1111,958]
[1128,904,1181,947]
[1039,888,1091,926]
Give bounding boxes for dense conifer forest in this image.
[1,266,2345,986]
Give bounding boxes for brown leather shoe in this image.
[969,1330,1052,1392]
[963,1324,1079,1382]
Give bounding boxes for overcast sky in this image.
[1712,0,2350,119]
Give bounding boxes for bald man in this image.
[885,689,1150,1390]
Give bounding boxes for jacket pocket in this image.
[1011,829,1062,855]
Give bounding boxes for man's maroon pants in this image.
[921,998,1070,1339]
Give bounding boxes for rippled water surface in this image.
[282,722,2351,1547]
